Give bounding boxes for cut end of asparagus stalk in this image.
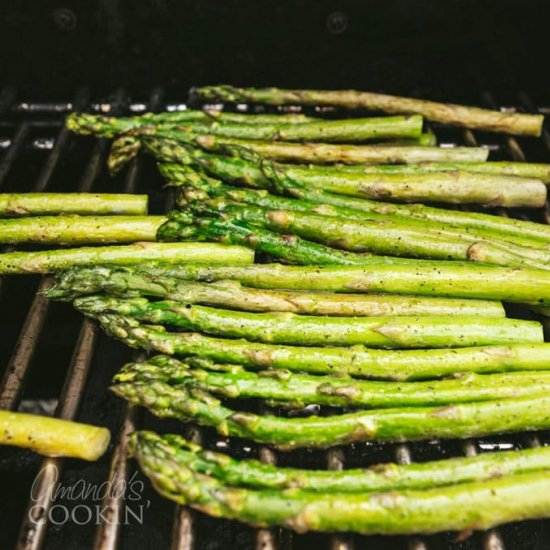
[0,410,110,461]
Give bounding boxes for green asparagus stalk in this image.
[278,165,547,208]
[0,242,254,274]
[194,85,544,136]
[132,436,550,534]
[0,410,109,460]
[158,211,384,266]
[126,261,550,304]
[185,133,488,164]
[112,374,550,448]
[152,143,550,242]
[44,266,505,317]
[77,114,424,143]
[173,173,550,253]
[0,215,167,245]
[97,314,550,380]
[75,295,542,348]
[118,355,550,409]
[0,193,148,216]
[336,161,550,184]
[146,139,547,208]
[392,133,437,146]
[184,200,550,269]
[66,111,318,137]
[132,430,550,493]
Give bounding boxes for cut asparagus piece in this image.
[0,242,254,274]
[0,410,109,460]
[158,211,383,266]
[192,134,489,164]
[44,266,505,317]
[0,193,148,216]
[112,374,550,448]
[118,355,550,408]
[133,439,550,535]
[193,85,544,136]
[0,215,167,245]
[120,262,550,304]
[97,314,550,381]
[153,142,550,242]
[131,430,550,493]
[76,295,542,348]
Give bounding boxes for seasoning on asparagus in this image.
[0,193,149,216]
[193,85,544,136]
[132,430,550,493]
[109,262,550,304]
[69,112,424,143]
[97,314,550,381]
[0,242,254,274]
[0,410,109,460]
[143,139,547,207]
[0,215,167,245]
[44,265,506,317]
[118,355,550,409]
[112,373,550,448]
[132,436,550,535]
[154,144,550,243]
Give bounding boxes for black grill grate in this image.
[0,88,549,550]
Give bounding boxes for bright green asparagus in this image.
[97,314,550,381]
[44,266,505,317]
[133,436,550,534]
[117,355,550,408]
[0,193,148,216]
[112,374,550,448]
[75,295,542,348]
[0,215,167,245]
[131,430,550,493]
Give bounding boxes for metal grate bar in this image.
[0,122,31,187]
[16,319,98,550]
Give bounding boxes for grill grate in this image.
[0,88,549,550]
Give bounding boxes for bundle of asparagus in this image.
[131,431,550,534]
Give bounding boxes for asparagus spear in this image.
[132,430,550,493]
[0,410,109,460]
[193,85,544,136]
[124,262,550,304]
[181,133,488,164]
[112,375,550,448]
[76,295,542,348]
[278,165,547,208]
[392,133,437,147]
[146,139,547,208]
[132,438,550,534]
[183,201,550,269]
[66,111,317,137]
[118,355,550,408]
[174,173,550,252]
[153,142,550,242]
[0,215,167,245]
[44,266,505,317]
[0,193,148,216]
[159,211,383,266]
[0,242,254,274]
[72,113,424,143]
[97,315,550,381]
[337,161,550,184]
